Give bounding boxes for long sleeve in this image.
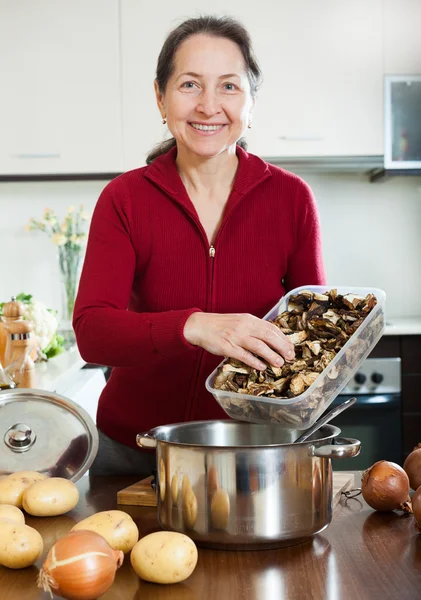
[73,179,200,368]
[283,179,326,291]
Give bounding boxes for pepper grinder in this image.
[6,320,36,388]
[2,296,24,368]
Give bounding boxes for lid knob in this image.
[5,423,36,452]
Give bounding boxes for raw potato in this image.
[0,471,47,508]
[0,519,43,568]
[130,531,198,584]
[0,504,25,524]
[22,477,79,516]
[71,510,139,553]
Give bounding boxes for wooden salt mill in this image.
[6,320,36,388]
[1,296,24,368]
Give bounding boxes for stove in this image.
[329,357,402,470]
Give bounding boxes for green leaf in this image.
[16,293,33,304]
[45,345,65,359]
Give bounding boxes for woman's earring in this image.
[162,118,167,125]
[247,122,252,129]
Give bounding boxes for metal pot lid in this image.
[0,388,98,481]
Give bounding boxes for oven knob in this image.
[354,372,366,385]
[371,372,384,385]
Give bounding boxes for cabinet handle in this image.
[278,136,324,142]
[10,153,61,159]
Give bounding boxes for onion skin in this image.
[361,460,412,512]
[403,444,421,491]
[37,529,124,600]
[412,487,421,531]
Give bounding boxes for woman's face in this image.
[155,34,255,159]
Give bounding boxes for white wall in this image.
[1,172,420,319]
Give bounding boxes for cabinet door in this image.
[0,0,122,175]
[384,0,421,74]
[247,0,384,157]
[121,0,383,168]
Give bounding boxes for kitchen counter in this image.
[33,345,85,393]
[2,474,421,600]
[384,316,421,336]
[29,313,421,395]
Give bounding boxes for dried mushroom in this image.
[212,289,383,425]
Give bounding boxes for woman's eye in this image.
[181,81,198,89]
[223,83,237,91]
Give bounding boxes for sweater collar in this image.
[144,145,272,215]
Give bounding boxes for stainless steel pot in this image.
[137,420,360,549]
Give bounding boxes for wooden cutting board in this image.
[117,472,356,508]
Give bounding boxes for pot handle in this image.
[136,432,157,449]
[311,437,361,459]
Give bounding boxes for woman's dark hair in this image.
[146,15,262,164]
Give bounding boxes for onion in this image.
[37,530,124,600]
[412,486,421,531]
[361,460,412,512]
[403,443,421,490]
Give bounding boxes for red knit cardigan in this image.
[73,146,326,448]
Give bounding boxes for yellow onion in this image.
[361,460,411,512]
[403,443,421,490]
[37,530,124,600]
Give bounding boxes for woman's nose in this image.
[196,89,221,116]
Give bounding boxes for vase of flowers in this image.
[27,206,90,332]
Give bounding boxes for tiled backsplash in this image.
[1,172,420,319]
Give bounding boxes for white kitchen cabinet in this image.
[246,0,384,158]
[0,0,122,175]
[121,0,383,168]
[383,0,421,75]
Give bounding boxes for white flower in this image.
[51,233,67,246]
[67,205,75,214]
[70,235,81,245]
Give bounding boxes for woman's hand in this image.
[183,312,295,370]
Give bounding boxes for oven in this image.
[326,358,402,471]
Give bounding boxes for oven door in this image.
[327,393,402,471]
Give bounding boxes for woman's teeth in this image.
[191,123,224,131]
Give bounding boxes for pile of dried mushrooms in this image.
[212,289,383,425]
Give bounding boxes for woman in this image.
[73,15,326,476]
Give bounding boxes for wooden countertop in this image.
[1,474,421,600]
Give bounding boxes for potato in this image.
[0,519,43,568]
[71,510,139,553]
[22,477,79,516]
[0,471,47,508]
[130,531,198,584]
[0,504,25,524]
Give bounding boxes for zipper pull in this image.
[209,246,216,258]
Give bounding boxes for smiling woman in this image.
[147,15,261,165]
[72,15,326,476]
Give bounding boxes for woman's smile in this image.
[189,122,227,135]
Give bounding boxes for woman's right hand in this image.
[183,312,295,371]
